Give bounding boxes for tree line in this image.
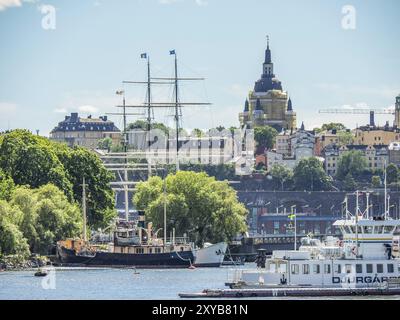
[0,130,116,259]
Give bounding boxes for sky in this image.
[0,0,399,136]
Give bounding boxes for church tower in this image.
[239,37,296,131]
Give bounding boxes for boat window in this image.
[356,264,362,273]
[388,264,394,273]
[302,264,310,274]
[291,264,299,274]
[313,264,320,274]
[377,264,384,273]
[374,226,383,233]
[324,264,331,274]
[383,226,395,234]
[149,248,152,254]
[344,226,352,234]
[279,264,287,273]
[334,264,341,274]
[345,264,352,274]
[366,264,373,273]
[350,226,356,234]
[364,226,373,234]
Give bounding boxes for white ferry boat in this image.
[228,191,400,289]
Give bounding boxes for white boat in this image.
[194,242,228,267]
[228,191,400,289]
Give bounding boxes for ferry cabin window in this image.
[324,264,331,274]
[374,226,383,233]
[313,264,320,274]
[345,264,352,274]
[291,264,299,274]
[303,264,310,274]
[383,226,395,234]
[334,264,341,274]
[366,264,373,273]
[364,226,373,234]
[388,264,394,273]
[356,264,362,273]
[377,264,384,273]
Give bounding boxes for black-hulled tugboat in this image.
[57,178,194,268]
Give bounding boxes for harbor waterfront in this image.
[0,265,399,300]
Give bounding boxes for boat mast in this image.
[163,173,167,249]
[355,190,359,257]
[82,176,87,242]
[146,55,153,177]
[384,161,388,220]
[122,92,129,221]
[171,50,180,172]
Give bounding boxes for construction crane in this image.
[319,108,396,127]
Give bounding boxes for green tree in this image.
[254,126,278,152]
[336,150,367,180]
[0,168,15,201]
[321,123,347,132]
[192,128,204,137]
[97,137,113,151]
[270,164,293,191]
[371,175,381,188]
[338,131,354,146]
[293,158,332,191]
[343,173,357,191]
[0,201,30,257]
[386,163,399,185]
[133,171,247,246]
[0,130,116,229]
[0,130,73,199]
[55,145,116,229]
[11,184,82,254]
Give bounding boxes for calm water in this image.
[0,264,399,300]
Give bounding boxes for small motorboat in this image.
[34,269,48,277]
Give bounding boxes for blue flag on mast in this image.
[140,53,147,59]
[169,50,176,55]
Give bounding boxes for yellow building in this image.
[353,126,400,146]
[239,40,296,131]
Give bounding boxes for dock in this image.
[179,286,400,298]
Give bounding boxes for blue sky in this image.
[0,0,399,135]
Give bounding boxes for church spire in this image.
[244,98,249,112]
[265,35,272,64]
[287,97,293,111]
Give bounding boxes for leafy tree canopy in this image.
[0,130,116,229]
[293,157,332,191]
[270,164,293,191]
[254,126,278,152]
[336,150,367,180]
[133,171,248,247]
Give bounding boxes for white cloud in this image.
[0,0,36,11]
[195,0,208,6]
[78,105,99,114]
[159,0,181,4]
[54,107,68,113]
[0,0,21,11]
